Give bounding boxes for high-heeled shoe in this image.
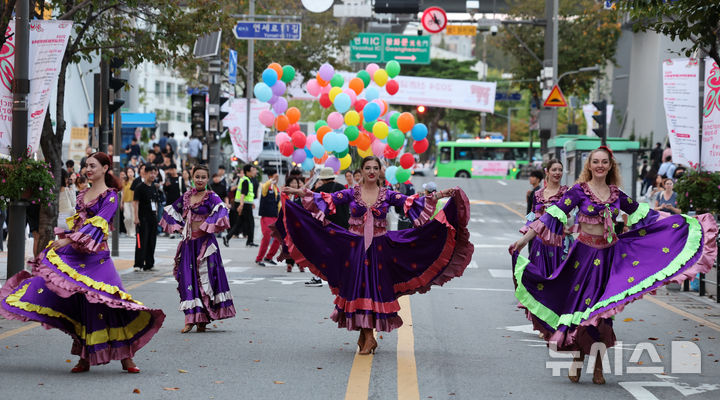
[70,359,90,373]
[357,331,365,350]
[358,337,377,355]
[180,324,194,333]
[568,356,584,383]
[197,322,207,332]
[121,358,140,373]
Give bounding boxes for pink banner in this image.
[702,59,720,172]
[222,99,267,163]
[471,160,516,176]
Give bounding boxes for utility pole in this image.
[98,59,110,153]
[111,98,122,257]
[539,0,558,158]
[208,59,222,173]
[245,0,255,165]
[480,33,487,135]
[7,0,30,277]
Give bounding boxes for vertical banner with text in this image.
[0,20,73,155]
[662,58,700,168]
[222,99,266,163]
[702,59,720,171]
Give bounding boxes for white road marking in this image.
[269,279,310,285]
[496,181,508,186]
[488,269,513,278]
[468,261,479,269]
[619,379,720,400]
[502,324,536,335]
[224,266,250,273]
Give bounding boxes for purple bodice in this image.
[533,185,568,217]
[56,188,119,252]
[161,189,230,238]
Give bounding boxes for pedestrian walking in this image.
[526,169,544,215]
[278,156,473,354]
[0,152,165,373]
[161,165,236,333]
[224,164,258,247]
[510,146,717,384]
[280,176,305,273]
[255,168,281,266]
[187,136,202,168]
[650,142,663,171]
[658,155,676,179]
[133,164,160,271]
[57,169,76,231]
[122,167,136,238]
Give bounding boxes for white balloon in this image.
[301,0,333,13]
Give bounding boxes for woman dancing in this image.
[161,165,236,333]
[510,147,717,384]
[0,152,165,373]
[279,156,473,354]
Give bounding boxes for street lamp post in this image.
[506,107,520,141]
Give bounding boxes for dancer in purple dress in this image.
[515,159,570,280]
[161,165,236,333]
[279,156,473,354]
[510,147,717,384]
[0,152,165,373]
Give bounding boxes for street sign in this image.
[349,33,384,63]
[233,21,302,41]
[349,33,430,64]
[383,34,430,64]
[543,84,568,107]
[495,92,522,101]
[228,49,237,85]
[446,25,477,36]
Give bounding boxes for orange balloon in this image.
[268,63,283,79]
[316,125,332,144]
[380,100,388,116]
[314,153,328,164]
[316,73,329,87]
[286,107,301,124]
[348,77,364,95]
[397,112,415,133]
[275,115,289,132]
[355,132,371,150]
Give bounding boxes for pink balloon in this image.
[306,79,320,97]
[259,109,275,127]
[275,132,290,147]
[371,139,385,157]
[365,63,379,77]
[342,89,357,105]
[372,99,386,116]
[306,134,317,148]
[327,112,344,130]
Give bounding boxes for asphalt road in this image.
[1,177,719,400]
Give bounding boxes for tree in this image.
[616,0,720,66]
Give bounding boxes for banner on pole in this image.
[0,20,73,156]
[702,59,720,171]
[662,58,700,168]
[222,98,266,163]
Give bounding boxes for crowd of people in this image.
[638,142,684,213]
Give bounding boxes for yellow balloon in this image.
[328,86,342,102]
[373,69,389,87]
[344,110,360,126]
[372,121,389,139]
[357,146,373,158]
[340,154,352,170]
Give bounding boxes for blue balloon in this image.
[363,102,381,122]
[324,133,339,152]
[411,123,428,141]
[262,68,278,86]
[385,165,398,185]
[253,82,273,102]
[305,147,313,158]
[336,133,349,152]
[301,157,315,171]
[310,140,325,158]
[365,87,379,101]
[333,93,351,113]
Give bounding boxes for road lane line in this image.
[0,271,171,342]
[397,296,419,400]
[495,202,525,219]
[644,295,720,333]
[344,335,375,400]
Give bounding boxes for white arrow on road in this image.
[619,379,720,400]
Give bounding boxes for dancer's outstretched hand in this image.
[51,238,73,250]
[509,238,528,255]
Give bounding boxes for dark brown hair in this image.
[88,152,122,190]
[360,156,383,187]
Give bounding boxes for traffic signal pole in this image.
[245,0,255,165]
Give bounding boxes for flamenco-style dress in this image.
[276,186,473,331]
[513,183,717,353]
[0,188,165,365]
[515,186,571,278]
[161,189,236,324]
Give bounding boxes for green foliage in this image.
[616,0,720,66]
[674,170,720,214]
[0,151,57,208]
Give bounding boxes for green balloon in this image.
[357,70,371,87]
[386,60,401,78]
[395,167,411,183]
[389,113,399,129]
[330,73,344,88]
[336,148,349,158]
[388,130,404,150]
[281,65,296,83]
[344,126,360,141]
[363,121,375,132]
[315,120,328,132]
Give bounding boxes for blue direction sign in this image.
[233,21,302,41]
[228,49,237,85]
[495,92,522,101]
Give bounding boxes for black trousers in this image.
[240,204,254,244]
[134,218,157,270]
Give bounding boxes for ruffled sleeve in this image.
[619,190,659,228]
[67,190,118,252]
[528,184,580,246]
[198,193,231,233]
[160,195,185,233]
[385,189,438,227]
[301,188,353,223]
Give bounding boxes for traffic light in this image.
[108,57,126,114]
[416,105,426,114]
[190,93,206,138]
[592,100,607,143]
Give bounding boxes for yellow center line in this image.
[0,271,170,342]
[644,295,720,333]
[344,333,375,400]
[397,296,419,400]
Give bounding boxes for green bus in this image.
[435,140,540,179]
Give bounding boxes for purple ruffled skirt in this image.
[174,233,236,324]
[514,213,717,354]
[277,190,473,332]
[0,244,165,365]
